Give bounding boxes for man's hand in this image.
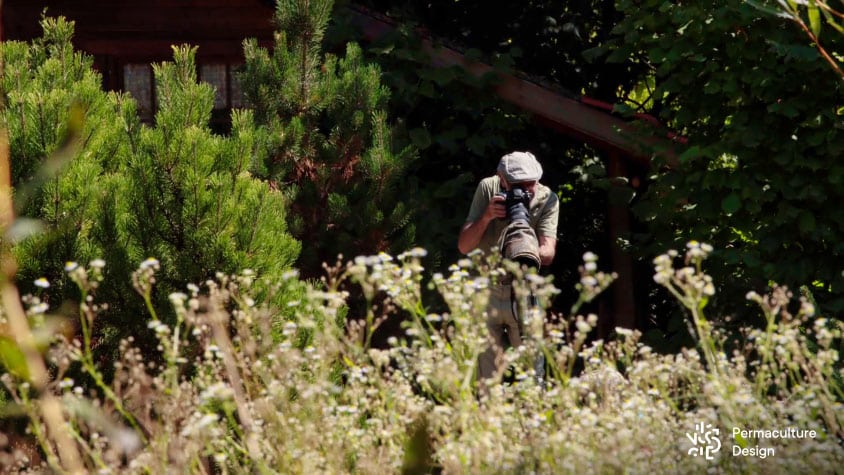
[458,195,506,255]
[484,194,507,221]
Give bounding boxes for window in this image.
[198,63,245,109]
[123,64,154,123]
[121,61,245,131]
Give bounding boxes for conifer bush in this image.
[102,45,300,310]
[2,18,301,347]
[2,16,125,300]
[239,0,417,274]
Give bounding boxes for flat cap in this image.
[497,151,543,182]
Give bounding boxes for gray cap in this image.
[497,151,543,182]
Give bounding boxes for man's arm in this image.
[539,236,556,267]
[458,194,505,254]
[458,218,491,255]
[536,189,560,266]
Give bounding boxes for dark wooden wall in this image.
[2,1,276,52]
[2,0,276,88]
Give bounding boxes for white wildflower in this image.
[89,258,106,269]
[139,258,160,270]
[34,278,50,289]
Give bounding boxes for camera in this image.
[497,185,540,269]
[498,186,532,223]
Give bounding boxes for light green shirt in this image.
[465,176,559,256]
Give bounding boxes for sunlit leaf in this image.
[734,432,748,449]
[808,0,822,37]
[0,336,29,380]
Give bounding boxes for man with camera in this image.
[458,151,559,383]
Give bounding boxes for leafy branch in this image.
[748,0,844,80]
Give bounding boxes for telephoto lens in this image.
[497,186,540,269]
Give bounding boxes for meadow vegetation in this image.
[1,243,842,473]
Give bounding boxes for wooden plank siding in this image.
[2,1,276,47]
[2,0,276,100]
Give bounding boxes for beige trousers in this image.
[478,284,522,381]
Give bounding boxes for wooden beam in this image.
[1,1,276,45]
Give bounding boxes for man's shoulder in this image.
[479,175,500,189]
[473,175,500,197]
[535,183,558,205]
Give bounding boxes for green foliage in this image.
[355,0,646,101]
[337,0,647,193]
[749,0,844,79]
[1,16,95,186]
[341,18,532,265]
[608,0,844,314]
[331,6,615,299]
[3,20,300,341]
[110,46,299,294]
[240,0,416,274]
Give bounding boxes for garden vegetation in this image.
[1,0,843,473]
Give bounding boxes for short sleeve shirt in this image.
[465,176,559,256]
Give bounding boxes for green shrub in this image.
[604,0,844,316]
[239,0,417,274]
[2,18,301,347]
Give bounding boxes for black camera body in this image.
[498,186,532,223]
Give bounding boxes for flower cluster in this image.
[577,251,617,302]
[653,241,715,300]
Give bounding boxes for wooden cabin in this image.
[1,1,674,334]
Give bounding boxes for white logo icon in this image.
[686,422,721,460]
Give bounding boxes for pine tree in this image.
[3,19,301,345]
[239,0,417,274]
[2,16,125,300]
[106,45,300,299]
